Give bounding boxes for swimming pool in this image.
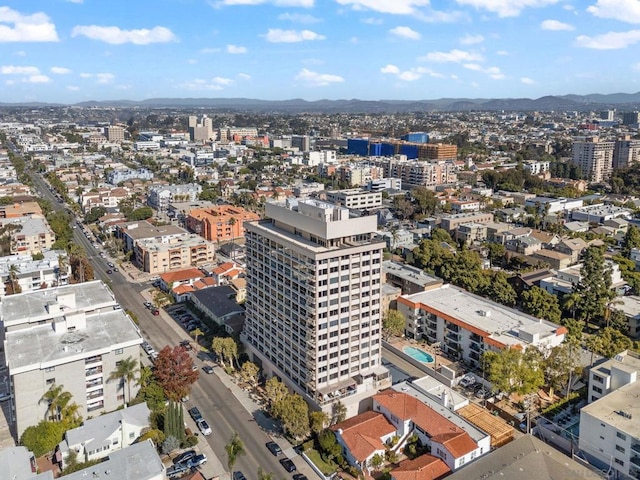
[403,346,434,363]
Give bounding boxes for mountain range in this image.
[2,92,640,113]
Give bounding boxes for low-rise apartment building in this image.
[397,285,566,367]
[0,250,70,295]
[440,212,494,233]
[325,189,383,210]
[134,234,215,274]
[1,215,55,254]
[115,220,186,253]
[587,350,640,404]
[147,183,202,212]
[185,205,259,242]
[579,381,640,479]
[382,260,443,295]
[1,281,143,437]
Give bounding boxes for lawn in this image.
[304,448,337,476]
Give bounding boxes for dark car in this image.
[279,457,296,473]
[266,441,282,456]
[203,365,214,374]
[167,463,189,478]
[233,472,247,480]
[172,449,196,465]
[106,269,112,274]
[188,407,203,422]
[152,309,160,316]
[293,475,308,480]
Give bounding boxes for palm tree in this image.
[109,356,138,406]
[40,384,73,422]
[57,254,68,286]
[191,327,204,348]
[225,432,245,477]
[563,292,582,319]
[7,263,20,295]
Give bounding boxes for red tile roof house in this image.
[158,267,205,292]
[332,389,487,476]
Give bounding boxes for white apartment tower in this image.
[613,135,640,170]
[243,199,390,414]
[572,136,615,182]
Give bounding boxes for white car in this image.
[458,374,476,388]
[196,419,212,436]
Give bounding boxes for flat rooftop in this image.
[591,350,640,378]
[383,260,442,288]
[5,309,142,372]
[403,285,562,347]
[0,280,116,325]
[581,381,640,437]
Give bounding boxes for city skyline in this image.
[1,1,640,104]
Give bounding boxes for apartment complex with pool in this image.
[397,285,566,369]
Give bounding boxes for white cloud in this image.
[71,25,176,45]
[237,72,251,80]
[80,72,115,83]
[294,68,343,86]
[216,0,314,7]
[462,63,483,71]
[541,19,574,30]
[264,28,325,42]
[51,66,71,74]
[26,74,50,83]
[278,12,321,23]
[389,26,421,40]
[362,17,383,24]
[212,76,233,85]
[454,0,561,17]
[381,64,441,81]
[521,77,535,84]
[66,0,84,3]
[459,33,484,44]
[575,30,640,49]
[200,47,222,54]
[0,7,59,42]
[227,44,247,53]
[188,59,198,64]
[485,66,504,79]
[587,0,640,24]
[183,79,224,91]
[0,65,40,75]
[335,0,430,15]
[380,64,400,74]
[496,49,509,55]
[420,49,484,63]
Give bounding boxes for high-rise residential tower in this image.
[613,134,640,170]
[572,136,615,182]
[242,199,390,414]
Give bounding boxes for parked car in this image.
[185,453,207,468]
[279,458,296,473]
[458,374,476,388]
[107,262,114,268]
[143,301,152,309]
[141,342,155,356]
[173,450,196,465]
[203,365,214,374]
[167,463,189,478]
[196,419,212,436]
[152,309,160,316]
[233,472,247,480]
[293,475,308,480]
[188,407,203,422]
[266,441,282,456]
[106,269,113,274]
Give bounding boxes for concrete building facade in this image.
[242,199,391,415]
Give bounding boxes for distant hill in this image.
[2,92,640,112]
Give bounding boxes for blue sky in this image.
[1,0,640,104]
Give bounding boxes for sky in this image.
[1,0,640,104]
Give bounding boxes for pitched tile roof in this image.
[392,454,450,480]
[374,390,477,458]
[159,268,205,283]
[330,411,396,463]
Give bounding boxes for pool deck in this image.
[386,337,455,370]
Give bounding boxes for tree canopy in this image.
[483,347,544,396]
[153,345,199,401]
[521,286,562,324]
[574,246,615,325]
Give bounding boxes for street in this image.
[29,170,307,479]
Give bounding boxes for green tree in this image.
[239,361,260,390]
[39,384,74,422]
[317,429,343,463]
[331,400,347,425]
[622,225,640,258]
[382,310,405,340]
[369,453,384,471]
[485,242,506,266]
[483,347,544,396]
[574,246,615,325]
[108,356,138,406]
[225,432,246,477]
[85,206,107,223]
[481,271,517,306]
[521,286,562,324]
[257,467,274,480]
[273,393,310,439]
[411,187,437,216]
[309,410,330,436]
[20,420,67,457]
[544,343,582,398]
[586,327,633,358]
[264,376,288,408]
